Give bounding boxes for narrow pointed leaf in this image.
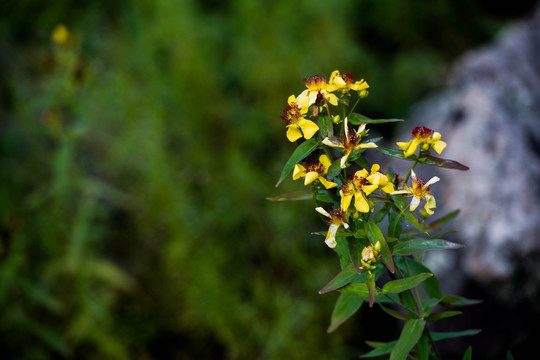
[275,138,319,187]
[327,293,363,333]
[319,263,358,294]
[418,154,469,171]
[326,159,342,180]
[367,273,377,307]
[361,341,396,358]
[348,113,405,125]
[425,310,462,322]
[373,147,410,160]
[431,329,481,341]
[365,221,394,273]
[463,346,473,360]
[398,257,442,299]
[390,319,426,360]
[429,209,460,228]
[379,304,418,320]
[392,239,465,256]
[339,283,370,297]
[348,238,365,274]
[403,212,423,232]
[439,295,483,306]
[381,273,433,295]
[267,191,313,201]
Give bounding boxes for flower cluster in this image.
[271,70,471,358]
[277,70,451,249]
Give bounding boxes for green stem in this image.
[404,160,419,183]
[347,96,361,118]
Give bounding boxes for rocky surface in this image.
[400,5,540,305]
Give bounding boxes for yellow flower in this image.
[322,117,377,168]
[281,94,319,142]
[339,168,379,213]
[396,126,447,157]
[52,24,70,46]
[315,207,349,248]
[292,154,337,189]
[391,170,440,215]
[361,241,381,271]
[366,164,395,194]
[328,70,369,97]
[296,74,339,108]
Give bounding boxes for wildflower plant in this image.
[269,71,479,359]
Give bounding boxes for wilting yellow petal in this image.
[326,92,339,106]
[315,207,331,218]
[424,195,436,215]
[325,224,339,248]
[298,119,319,139]
[409,197,421,212]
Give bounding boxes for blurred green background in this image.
[0,1,534,359]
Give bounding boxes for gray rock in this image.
[401,5,540,303]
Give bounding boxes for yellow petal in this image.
[404,139,421,157]
[354,193,371,213]
[381,182,395,194]
[326,93,339,106]
[432,140,447,154]
[340,192,353,212]
[296,90,310,108]
[286,126,303,142]
[287,94,296,106]
[315,206,331,218]
[396,141,411,150]
[362,184,378,196]
[298,119,319,139]
[319,177,338,189]
[304,171,319,185]
[319,154,332,171]
[371,164,381,173]
[340,150,352,169]
[292,164,306,180]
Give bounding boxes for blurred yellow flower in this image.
[296,74,339,108]
[52,24,70,45]
[328,70,369,97]
[391,170,440,215]
[293,154,337,189]
[322,117,377,168]
[281,94,319,142]
[361,240,381,271]
[315,207,349,248]
[396,126,447,157]
[366,164,395,194]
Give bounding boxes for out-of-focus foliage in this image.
[0,0,522,359]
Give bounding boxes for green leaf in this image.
[381,273,433,295]
[398,258,442,299]
[267,191,313,201]
[348,113,405,125]
[463,346,473,360]
[379,303,418,320]
[365,222,394,273]
[314,189,339,203]
[348,238,366,274]
[373,147,410,160]
[429,209,460,228]
[392,239,465,256]
[335,236,352,269]
[319,264,358,294]
[425,310,462,322]
[391,194,407,211]
[431,329,481,341]
[361,341,396,358]
[439,295,483,307]
[367,273,377,307]
[403,212,423,232]
[319,115,333,138]
[507,351,515,360]
[275,138,319,187]
[327,293,363,333]
[339,282,370,297]
[390,319,426,360]
[417,154,469,171]
[388,210,404,238]
[326,159,342,180]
